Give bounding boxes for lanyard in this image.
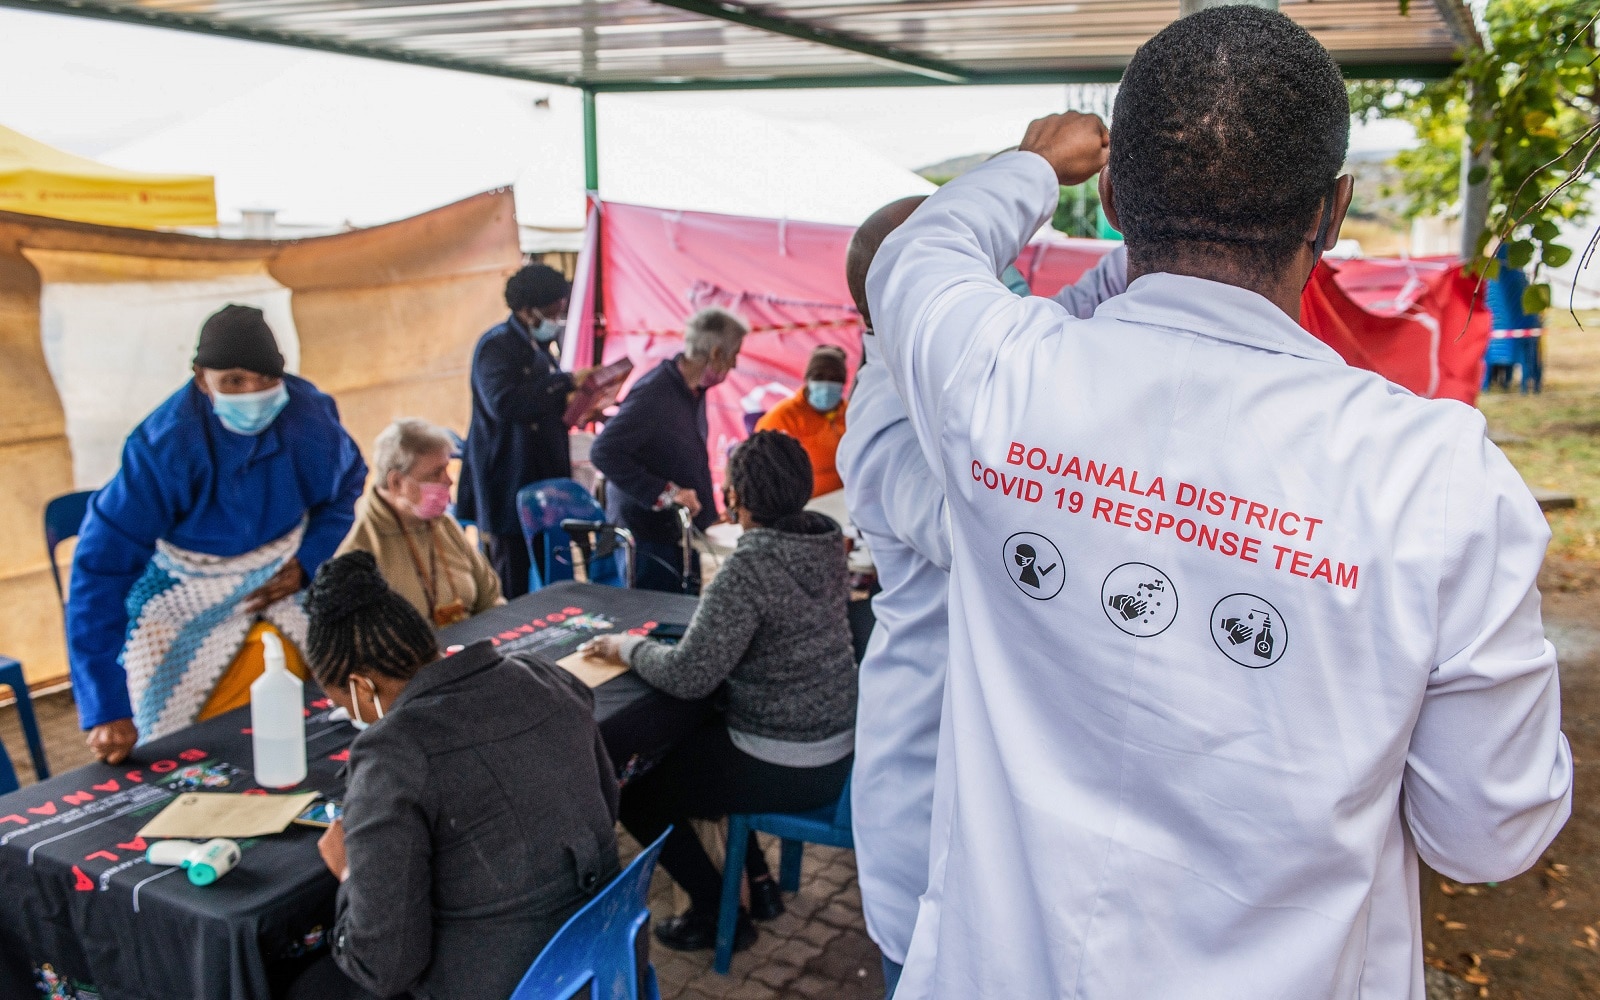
[375,492,463,619]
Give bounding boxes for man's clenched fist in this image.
[1019,112,1110,187]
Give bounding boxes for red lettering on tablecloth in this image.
[72,867,93,891]
[515,624,536,635]
[125,770,143,783]
[179,749,206,762]
[498,630,520,641]
[117,837,147,852]
[530,619,547,629]
[85,851,118,863]
[241,789,267,796]
[312,698,333,710]
[563,607,584,616]
[329,750,350,762]
[149,760,177,773]
[62,792,94,807]
[28,802,56,816]
[93,780,120,793]
[0,814,27,826]
[546,612,567,623]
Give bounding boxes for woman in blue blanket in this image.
[68,304,366,763]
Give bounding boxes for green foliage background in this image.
[1349,0,1598,313]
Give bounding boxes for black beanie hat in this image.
[194,304,285,377]
[504,264,571,312]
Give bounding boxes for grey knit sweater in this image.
[627,512,857,747]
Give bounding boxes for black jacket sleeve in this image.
[333,725,434,998]
[474,335,575,426]
[589,386,671,508]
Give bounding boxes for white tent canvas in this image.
[103,59,934,249]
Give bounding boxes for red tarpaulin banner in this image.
[582,203,1487,488]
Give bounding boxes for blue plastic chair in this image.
[517,479,629,591]
[44,490,94,611]
[0,736,18,797]
[0,656,49,786]
[509,830,669,1000]
[714,773,855,973]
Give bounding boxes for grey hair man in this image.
[591,306,749,593]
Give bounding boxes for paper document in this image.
[556,650,630,688]
[139,792,321,840]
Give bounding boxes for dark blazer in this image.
[457,314,575,538]
[589,356,720,545]
[332,641,620,1000]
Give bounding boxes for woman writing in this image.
[288,553,619,1000]
[582,431,857,953]
[337,418,502,628]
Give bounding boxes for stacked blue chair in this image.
[44,491,94,611]
[509,830,669,1000]
[0,656,49,792]
[517,479,631,591]
[714,774,856,974]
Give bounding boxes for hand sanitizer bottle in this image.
[251,630,306,789]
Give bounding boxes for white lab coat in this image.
[839,249,1127,967]
[869,151,1572,1000]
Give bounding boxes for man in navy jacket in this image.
[590,307,746,592]
[458,265,591,597]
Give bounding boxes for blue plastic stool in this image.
[715,773,855,973]
[0,656,49,788]
[517,479,629,591]
[509,830,669,1000]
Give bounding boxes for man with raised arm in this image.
[869,8,1571,997]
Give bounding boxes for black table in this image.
[0,582,706,1000]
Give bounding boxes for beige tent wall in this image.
[274,189,521,453]
[0,190,521,689]
[0,218,74,688]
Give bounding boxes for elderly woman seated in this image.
[337,418,502,628]
[581,430,857,954]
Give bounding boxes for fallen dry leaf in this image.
[1464,971,1491,986]
[1441,881,1461,896]
[1486,949,1517,960]
[1551,899,1568,910]
[1446,921,1469,931]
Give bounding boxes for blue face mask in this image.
[212,382,289,436]
[532,319,565,344]
[807,380,845,412]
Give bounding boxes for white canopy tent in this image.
[103,57,935,250]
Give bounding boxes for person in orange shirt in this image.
[756,345,849,496]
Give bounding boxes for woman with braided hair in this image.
[582,430,857,954]
[287,552,620,1000]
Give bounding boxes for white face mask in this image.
[347,678,385,731]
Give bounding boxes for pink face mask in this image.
[699,364,730,391]
[411,481,452,521]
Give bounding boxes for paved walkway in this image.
[2,690,888,1000]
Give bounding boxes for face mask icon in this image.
[1013,543,1056,589]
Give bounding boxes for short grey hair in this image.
[373,418,453,482]
[682,307,748,361]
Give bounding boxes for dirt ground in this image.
[1423,315,1600,999]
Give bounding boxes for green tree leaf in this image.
[1522,282,1552,314]
[1543,243,1574,268]
[1507,238,1537,269]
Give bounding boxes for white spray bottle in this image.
[250,630,306,788]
